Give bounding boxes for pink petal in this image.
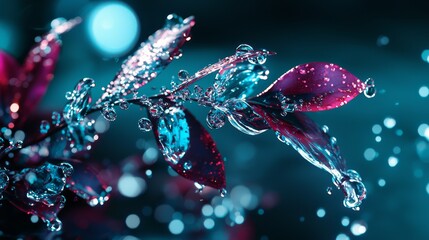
[252,62,366,112]
[151,106,226,189]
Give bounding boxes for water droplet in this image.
[138,118,152,131]
[183,161,192,170]
[118,99,130,110]
[194,182,205,193]
[364,78,376,98]
[139,95,152,106]
[336,169,366,209]
[14,141,23,149]
[326,187,332,195]
[178,70,190,81]
[157,107,190,164]
[51,112,61,126]
[47,218,62,231]
[40,120,50,134]
[65,91,74,100]
[166,13,183,28]
[220,188,227,197]
[149,104,164,118]
[101,106,117,121]
[206,108,226,129]
[322,125,329,133]
[235,44,254,56]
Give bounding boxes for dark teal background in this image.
[2,0,429,239]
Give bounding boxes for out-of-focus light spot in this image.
[350,221,367,236]
[155,204,174,223]
[143,147,158,164]
[363,148,377,161]
[376,35,389,46]
[388,156,398,167]
[202,204,213,216]
[316,208,326,218]
[372,124,382,134]
[87,2,139,57]
[118,173,146,197]
[422,50,429,63]
[122,236,140,240]
[336,233,350,240]
[234,214,245,224]
[234,142,256,164]
[94,115,110,133]
[125,214,140,229]
[393,146,401,154]
[214,205,228,218]
[10,103,19,113]
[299,216,305,222]
[378,179,386,187]
[30,215,39,223]
[203,218,215,229]
[145,169,152,177]
[418,124,429,137]
[341,216,350,227]
[383,117,396,129]
[0,22,16,51]
[419,86,429,98]
[375,136,382,142]
[230,185,257,210]
[168,219,184,235]
[423,182,429,196]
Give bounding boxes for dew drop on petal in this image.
[235,44,253,56]
[138,117,152,131]
[118,99,130,110]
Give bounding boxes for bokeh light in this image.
[87,2,139,57]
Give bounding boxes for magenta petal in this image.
[65,160,112,206]
[151,107,226,189]
[0,51,20,124]
[252,62,366,112]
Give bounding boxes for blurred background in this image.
[1,0,429,239]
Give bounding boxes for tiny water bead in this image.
[183,161,192,170]
[364,78,376,98]
[206,108,226,129]
[235,44,254,56]
[101,105,117,121]
[39,120,50,134]
[51,111,61,126]
[118,99,130,110]
[177,69,190,81]
[138,117,152,131]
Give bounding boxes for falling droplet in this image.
[364,78,376,98]
[322,125,329,133]
[118,99,130,110]
[206,108,226,129]
[178,70,190,81]
[138,117,152,131]
[40,120,50,134]
[183,161,192,170]
[336,170,366,209]
[101,106,117,121]
[235,44,254,56]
